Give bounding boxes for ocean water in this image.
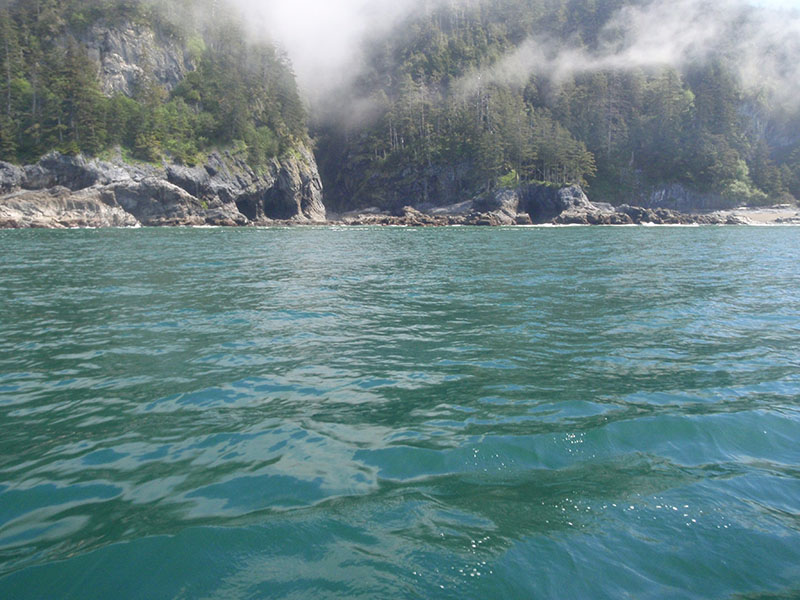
[0,226,799,599]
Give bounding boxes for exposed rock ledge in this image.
[332,184,754,227]
[0,159,772,229]
[0,149,326,229]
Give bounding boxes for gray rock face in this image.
[519,184,598,223]
[646,183,732,212]
[0,148,325,228]
[0,162,25,193]
[82,22,192,96]
[112,178,207,226]
[0,187,139,229]
[21,152,132,191]
[472,188,524,225]
[167,146,326,223]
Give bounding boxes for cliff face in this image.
[0,150,325,228]
[166,146,325,223]
[0,17,327,227]
[645,184,735,212]
[81,21,193,96]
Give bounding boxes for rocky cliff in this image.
[0,15,327,228]
[81,20,193,97]
[0,150,325,229]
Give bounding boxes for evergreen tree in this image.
[0,0,308,166]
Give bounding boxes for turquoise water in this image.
[0,226,799,599]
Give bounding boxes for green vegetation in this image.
[316,0,800,210]
[0,0,307,166]
[1,0,798,212]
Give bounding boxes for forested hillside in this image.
[0,0,307,168]
[315,0,800,211]
[1,0,798,213]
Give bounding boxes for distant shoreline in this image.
[3,214,799,231]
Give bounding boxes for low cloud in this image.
[212,0,800,114]
[225,0,430,105]
[456,0,800,109]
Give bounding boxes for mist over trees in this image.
[1,0,799,211]
[314,0,800,210]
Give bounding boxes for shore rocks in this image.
[333,182,767,228]
[0,149,325,229]
[165,146,325,224]
[520,184,596,223]
[0,162,25,193]
[1,158,780,229]
[0,187,139,229]
[472,188,527,225]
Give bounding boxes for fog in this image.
[224,0,430,103]
[221,0,800,110]
[455,0,800,109]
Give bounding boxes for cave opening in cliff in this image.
[261,190,299,221]
[234,196,260,221]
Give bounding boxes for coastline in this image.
[4,213,799,230]
[322,206,800,228]
[3,154,799,229]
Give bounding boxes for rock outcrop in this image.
[166,146,325,223]
[645,183,732,213]
[0,162,25,194]
[0,149,326,229]
[82,21,193,97]
[334,182,756,227]
[518,184,595,223]
[0,187,139,229]
[1,156,764,229]
[472,188,529,225]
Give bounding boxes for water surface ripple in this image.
[1,227,799,599]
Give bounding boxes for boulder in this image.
[111,177,208,226]
[0,161,25,193]
[616,204,697,225]
[515,213,533,225]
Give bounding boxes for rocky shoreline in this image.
[2,154,798,229]
[329,185,762,227]
[0,150,325,229]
